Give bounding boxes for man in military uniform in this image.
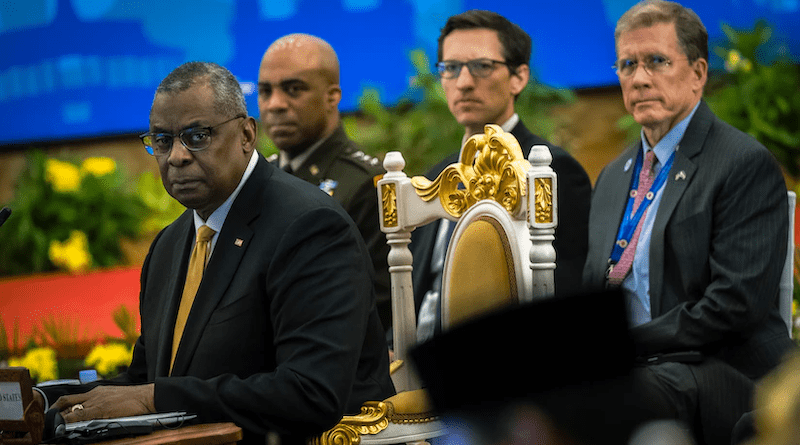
[258,34,391,330]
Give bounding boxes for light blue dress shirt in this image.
[623,101,701,326]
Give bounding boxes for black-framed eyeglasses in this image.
[436,58,510,79]
[612,55,687,77]
[139,115,246,156]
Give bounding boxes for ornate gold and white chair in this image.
[310,124,557,444]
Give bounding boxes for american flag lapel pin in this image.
[234,238,244,247]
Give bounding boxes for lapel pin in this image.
[234,238,244,247]
[675,171,686,181]
[624,158,632,172]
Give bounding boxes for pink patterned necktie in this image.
[607,150,656,286]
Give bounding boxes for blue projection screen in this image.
[1,0,798,147]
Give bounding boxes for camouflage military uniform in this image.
[268,126,391,331]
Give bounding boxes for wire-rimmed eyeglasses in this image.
[612,55,687,77]
[139,115,246,156]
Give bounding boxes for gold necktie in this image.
[171,225,216,372]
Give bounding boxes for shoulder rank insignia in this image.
[319,179,338,196]
[351,150,381,166]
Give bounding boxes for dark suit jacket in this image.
[411,121,592,316]
[47,155,395,445]
[583,100,793,380]
[270,126,392,330]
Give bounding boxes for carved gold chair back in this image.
[310,124,557,445]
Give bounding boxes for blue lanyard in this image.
[609,149,675,263]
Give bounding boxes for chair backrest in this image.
[377,124,557,391]
[779,190,796,337]
[441,201,520,329]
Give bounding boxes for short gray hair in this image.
[615,0,708,62]
[153,61,247,118]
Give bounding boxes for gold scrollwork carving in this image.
[308,424,360,445]
[308,401,390,445]
[381,183,398,227]
[411,124,529,218]
[534,177,553,223]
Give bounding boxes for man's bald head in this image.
[263,33,340,85]
[258,34,343,156]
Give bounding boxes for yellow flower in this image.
[49,230,92,273]
[724,49,752,73]
[81,157,116,177]
[793,299,797,317]
[45,158,81,193]
[726,49,742,68]
[84,343,133,377]
[8,347,59,383]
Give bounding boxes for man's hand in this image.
[51,384,156,423]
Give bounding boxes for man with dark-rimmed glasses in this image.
[583,2,794,444]
[34,61,394,445]
[412,10,591,341]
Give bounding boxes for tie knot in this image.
[197,225,216,243]
[643,150,656,172]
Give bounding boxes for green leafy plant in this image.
[0,316,25,361]
[136,171,186,233]
[703,21,800,343]
[0,151,148,276]
[706,20,800,178]
[342,50,464,175]
[1,304,138,381]
[111,305,140,347]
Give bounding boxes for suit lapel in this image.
[648,101,712,316]
[169,157,266,376]
[154,213,194,377]
[510,121,550,159]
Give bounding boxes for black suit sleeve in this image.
[551,153,592,297]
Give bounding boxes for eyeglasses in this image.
[139,115,246,156]
[613,55,687,77]
[436,59,510,79]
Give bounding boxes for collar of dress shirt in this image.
[460,113,520,147]
[640,100,701,167]
[192,149,258,253]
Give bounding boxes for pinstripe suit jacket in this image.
[583,100,793,380]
